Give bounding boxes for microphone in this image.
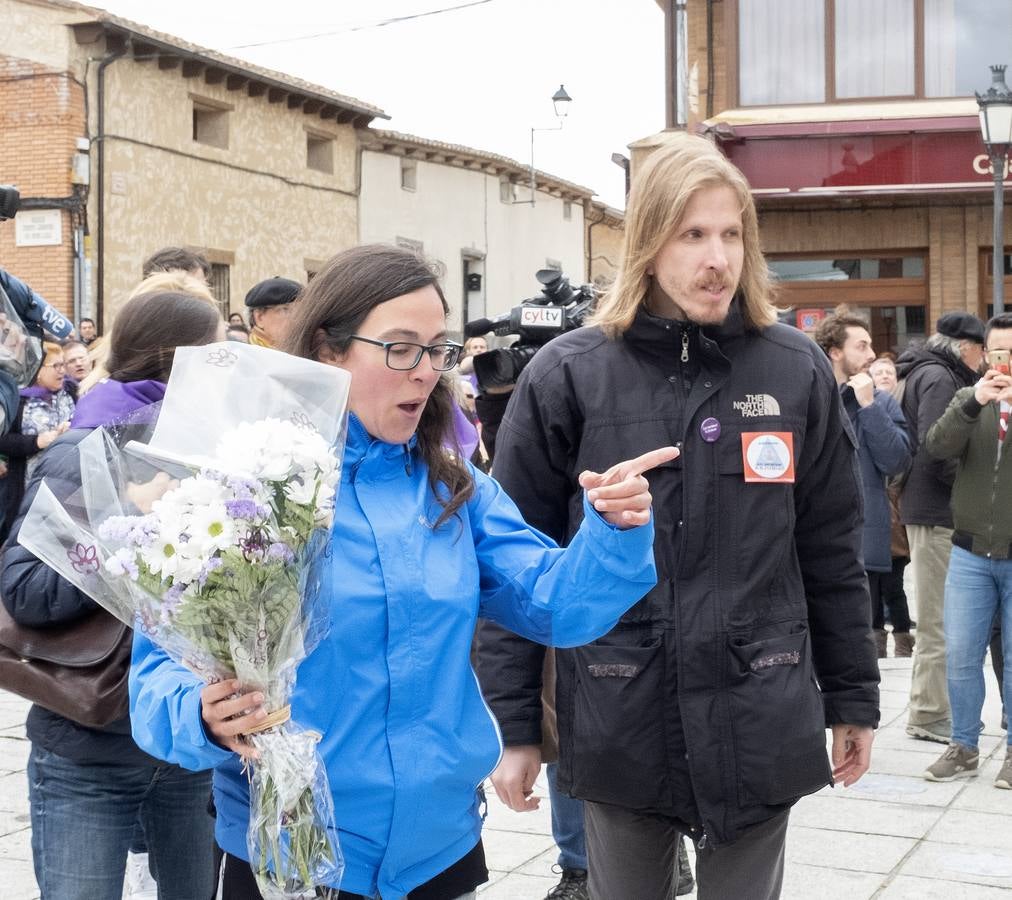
[464,317,495,338]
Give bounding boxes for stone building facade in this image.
[2,0,383,329]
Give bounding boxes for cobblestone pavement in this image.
[1,657,1009,899]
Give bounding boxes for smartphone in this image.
[986,349,1011,375]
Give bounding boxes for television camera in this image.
[464,268,595,392]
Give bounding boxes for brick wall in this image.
[0,53,85,319]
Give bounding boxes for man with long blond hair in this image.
[476,132,879,899]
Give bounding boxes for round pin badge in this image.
[700,417,721,442]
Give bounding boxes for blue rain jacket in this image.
[129,414,656,899]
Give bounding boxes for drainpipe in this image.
[706,0,715,119]
[96,37,128,330]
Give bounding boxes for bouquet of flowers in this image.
[19,342,352,899]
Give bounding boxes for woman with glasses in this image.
[0,342,75,543]
[130,244,676,900]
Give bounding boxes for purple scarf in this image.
[449,401,479,460]
[19,385,55,402]
[70,379,166,429]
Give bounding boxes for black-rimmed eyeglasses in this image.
[349,336,463,371]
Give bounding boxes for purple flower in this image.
[129,517,159,547]
[98,516,135,543]
[226,475,260,501]
[99,514,159,549]
[197,556,225,588]
[266,542,295,564]
[159,583,186,625]
[226,499,260,520]
[108,553,139,580]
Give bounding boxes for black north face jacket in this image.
[475,302,880,847]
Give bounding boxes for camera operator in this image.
[471,269,605,900]
[467,269,594,464]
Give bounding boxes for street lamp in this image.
[976,64,1012,315]
[519,85,573,205]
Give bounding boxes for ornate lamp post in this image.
[976,64,1012,315]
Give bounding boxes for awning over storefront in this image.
[700,115,1007,198]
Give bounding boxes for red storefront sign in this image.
[716,117,1009,194]
[795,309,826,331]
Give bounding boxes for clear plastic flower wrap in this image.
[18,342,352,899]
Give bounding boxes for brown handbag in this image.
[0,600,131,728]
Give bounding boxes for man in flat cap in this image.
[896,311,986,745]
[244,276,300,349]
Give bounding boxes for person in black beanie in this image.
[896,309,986,744]
[244,276,300,349]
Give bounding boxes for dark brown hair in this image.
[283,244,473,527]
[985,312,1012,346]
[142,246,212,280]
[106,291,222,383]
[813,304,871,356]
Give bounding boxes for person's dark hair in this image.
[106,291,222,383]
[78,317,95,327]
[284,244,473,527]
[227,322,249,335]
[985,312,1012,345]
[813,304,871,356]
[142,246,212,280]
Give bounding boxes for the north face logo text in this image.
[733,393,781,417]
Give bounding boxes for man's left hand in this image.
[831,723,874,786]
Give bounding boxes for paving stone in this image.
[926,807,1012,850]
[789,794,943,839]
[786,826,915,874]
[897,840,1012,888]
[820,773,965,807]
[878,874,1012,898]
[780,864,882,899]
[477,871,558,898]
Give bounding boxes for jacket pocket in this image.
[566,636,669,808]
[726,623,831,807]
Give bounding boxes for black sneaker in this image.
[545,867,588,900]
[675,836,695,895]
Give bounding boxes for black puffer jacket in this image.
[895,344,979,527]
[1,429,160,766]
[476,302,879,848]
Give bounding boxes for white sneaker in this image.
[123,851,158,900]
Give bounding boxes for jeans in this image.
[28,744,216,900]
[943,547,1012,749]
[546,762,587,871]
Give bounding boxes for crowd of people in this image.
[0,132,1009,900]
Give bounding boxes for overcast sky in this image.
[88,0,666,209]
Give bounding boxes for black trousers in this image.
[221,839,487,900]
[870,556,912,632]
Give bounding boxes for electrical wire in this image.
[227,0,493,50]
